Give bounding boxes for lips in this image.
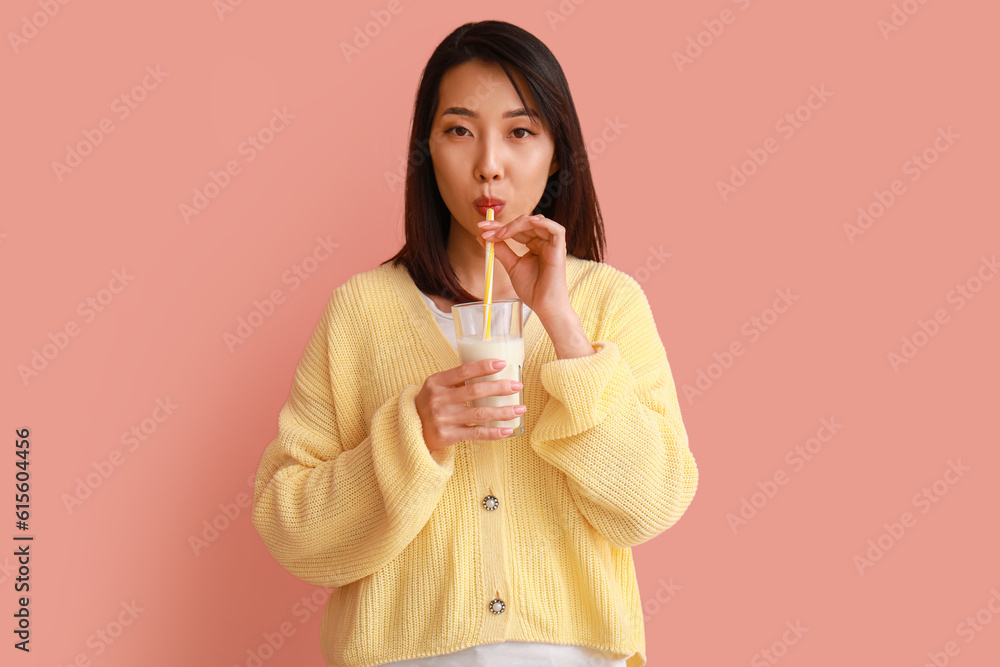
[474,196,505,217]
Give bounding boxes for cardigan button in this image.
[482,495,499,511]
[489,598,505,614]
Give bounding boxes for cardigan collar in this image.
[387,255,590,372]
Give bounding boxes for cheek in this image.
[430,149,461,186]
[525,157,553,194]
[524,147,555,179]
[429,157,454,194]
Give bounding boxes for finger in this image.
[458,375,522,404]
[482,214,537,240]
[488,229,555,259]
[478,213,532,229]
[441,358,509,387]
[514,216,563,242]
[461,423,514,440]
[488,236,519,267]
[461,400,520,428]
[491,216,559,243]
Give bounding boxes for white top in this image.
[403,292,626,667]
[371,640,628,666]
[417,292,533,351]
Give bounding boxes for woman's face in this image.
[428,60,558,241]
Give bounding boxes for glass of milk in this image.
[451,299,524,438]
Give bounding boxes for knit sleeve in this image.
[250,291,456,588]
[529,277,698,548]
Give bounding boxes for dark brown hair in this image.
[380,20,606,304]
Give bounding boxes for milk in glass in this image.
[457,334,524,434]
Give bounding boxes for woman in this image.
[251,20,698,667]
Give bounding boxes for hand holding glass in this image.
[452,299,525,438]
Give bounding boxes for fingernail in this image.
[501,428,514,435]
[514,405,527,414]
[478,221,491,227]
[493,360,506,369]
[483,230,496,239]
[511,382,523,390]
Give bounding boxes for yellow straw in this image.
[483,207,495,340]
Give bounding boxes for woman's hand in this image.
[415,358,526,454]
[476,214,571,320]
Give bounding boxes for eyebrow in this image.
[441,106,539,122]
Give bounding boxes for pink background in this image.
[3,0,998,665]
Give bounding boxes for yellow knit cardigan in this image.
[251,254,699,667]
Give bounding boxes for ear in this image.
[548,156,559,178]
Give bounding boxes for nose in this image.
[474,135,503,184]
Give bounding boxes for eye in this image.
[443,126,537,139]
